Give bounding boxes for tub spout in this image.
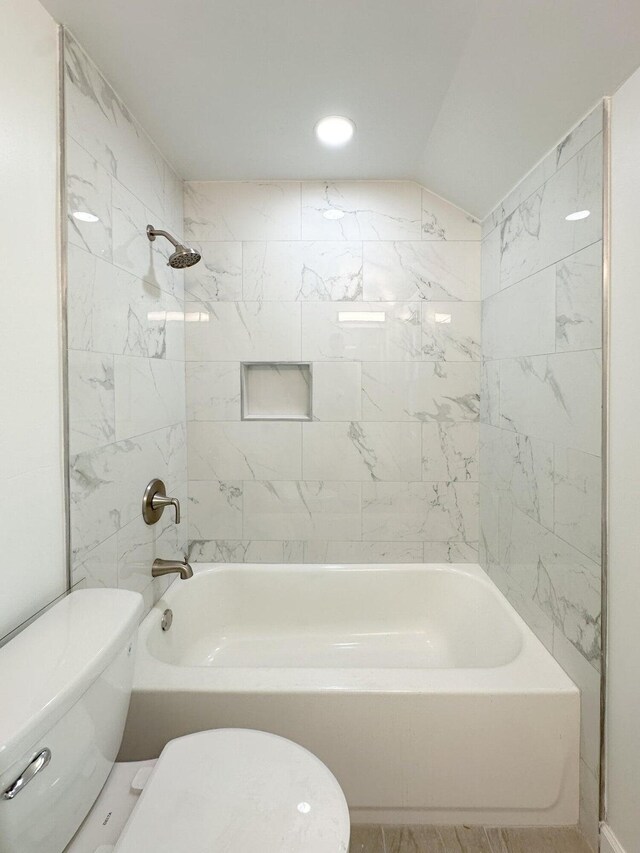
[152,558,193,580]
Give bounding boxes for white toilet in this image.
[0,589,350,853]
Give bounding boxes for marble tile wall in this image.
[64,33,188,612]
[183,180,481,563]
[480,104,604,850]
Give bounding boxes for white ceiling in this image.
[41,0,640,218]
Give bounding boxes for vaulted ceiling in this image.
[41,0,640,218]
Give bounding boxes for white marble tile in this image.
[422,422,478,482]
[188,421,302,480]
[312,361,362,421]
[187,539,289,563]
[67,245,184,360]
[67,137,112,260]
[554,447,602,562]
[184,241,242,301]
[499,500,600,664]
[302,302,422,361]
[303,540,423,563]
[185,181,301,241]
[553,627,601,776]
[188,480,243,540]
[68,350,115,454]
[363,241,480,301]
[64,34,165,218]
[302,422,421,481]
[422,301,481,361]
[243,481,361,540]
[484,560,555,652]
[186,301,301,362]
[71,532,118,589]
[421,187,480,241]
[186,362,240,421]
[362,481,478,542]
[579,759,600,852]
[423,541,479,563]
[482,266,556,359]
[480,423,554,530]
[362,362,480,423]
[555,103,603,171]
[301,181,421,241]
[114,356,185,441]
[500,133,603,288]
[243,241,363,301]
[481,227,501,299]
[499,351,602,455]
[480,359,500,427]
[556,241,602,352]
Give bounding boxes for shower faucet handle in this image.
[142,478,181,525]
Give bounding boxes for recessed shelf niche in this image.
[241,362,312,421]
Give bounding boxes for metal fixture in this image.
[146,224,201,269]
[2,748,51,800]
[161,608,173,631]
[142,478,181,525]
[152,558,193,580]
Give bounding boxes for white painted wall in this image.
[606,65,640,853]
[0,0,66,640]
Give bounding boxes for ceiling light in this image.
[72,211,99,223]
[315,115,355,147]
[323,208,345,220]
[565,210,590,221]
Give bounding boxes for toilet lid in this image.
[114,729,350,853]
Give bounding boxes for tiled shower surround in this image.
[183,181,481,563]
[64,34,188,609]
[480,104,604,847]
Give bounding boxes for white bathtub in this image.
[122,563,579,826]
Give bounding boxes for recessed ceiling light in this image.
[323,208,345,220]
[72,211,99,223]
[565,210,590,221]
[315,115,355,147]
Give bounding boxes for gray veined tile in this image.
[312,361,362,421]
[301,181,422,241]
[186,300,301,362]
[302,302,422,362]
[304,541,423,564]
[556,241,603,353]
[362,362,480,423]
[423,541,478,563]
[555,103,604,171]
[187,539,290,563]
[421,187,480,241]
[554,446,602,563]
[481,227,501,299]
[184,241,242,301]
[362,481,478,542]
[422,301,481,361]
[114,356,185,441]
[67,137,112,261]
[363,241,480,302]
[184,181,301,241]
[68,350,115,455]
[422,422,478,482]
[480,359,500,427]
[242,481,362,540]
[188,480,243,540]
[302,422,422,482]
[186,362,241,421]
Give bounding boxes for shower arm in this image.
[146,225,180,248]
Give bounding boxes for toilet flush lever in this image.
[142,478,181,525]
[2,748,51,800]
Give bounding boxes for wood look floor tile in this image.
[350,825,386,853]
[383,826,446,852]
[436,826,494,852]
[485,827,593,853]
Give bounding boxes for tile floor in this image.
[349,825,593,853]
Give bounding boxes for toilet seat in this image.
[114,729,350,852]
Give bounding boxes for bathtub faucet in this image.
[152,557,193,580]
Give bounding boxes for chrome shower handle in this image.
[2,748,51,800]
[142,478,181,525]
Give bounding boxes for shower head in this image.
[146,225,201,269]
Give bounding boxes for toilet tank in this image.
[0,589,143,853]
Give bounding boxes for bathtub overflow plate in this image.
[161,609,173,631]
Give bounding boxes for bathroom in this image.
[1,0,640,850]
